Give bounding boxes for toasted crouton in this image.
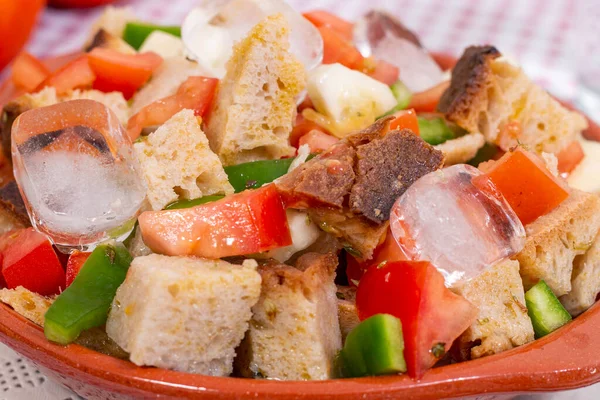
[106,255,261,375]
[438,46,587,155]
[236,253,342,380]
[130,57,208,116]
[515,190,600,296]
[65,89,130,126]
[336,286,360,342]
[452,259,534,360]
[205,14,304,166]
[86,6,136,42]
[0,286,54,326]
[85,28,136,55]
[435,132,485,166]
[134,109,233,210]
[560,233,600,316]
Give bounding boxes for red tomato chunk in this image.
[1,228,65,296]
[356,260,478,378]
[65,251,91,287]
[139,184,292,259]
[481,147,569,226]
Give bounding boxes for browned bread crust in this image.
[437,45,501,133]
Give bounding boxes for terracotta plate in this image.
[2,53,600,400]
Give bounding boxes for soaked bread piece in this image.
[205,14,305,166]
[438,45,587,155]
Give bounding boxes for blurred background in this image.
[1,0,599,399]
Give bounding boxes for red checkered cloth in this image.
[25,0,585,101]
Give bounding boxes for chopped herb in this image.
[431,342,446,359]
[350,279,360,287]
[344,245,362,258]
[376,260,388,269]
[336,292,346,300]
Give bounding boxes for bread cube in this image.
[438,46,587,155]
[106,254,261,376]
[205,14,304,166]
[134,109,233,210]
[336,286,360,342]
[453,259,534,359]
[131,57,208,116]
[236,253,342,380]
[0,286,54,326]
[435,132,485,166]
[515,190,600,296]
[560,233,600,316]
[65,89,130,126]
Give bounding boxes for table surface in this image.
[1,0,599,399]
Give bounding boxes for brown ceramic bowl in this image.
[3,53,600,400]
[2,300,600,399]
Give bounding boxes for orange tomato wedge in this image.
[408,81,450,113]
[557,140,585,175]
[11,52,50,91]
[318,26,364,70]
[303,10,354,42]
[127,76,218,141]
[36,55,96,95]
[388,108,419,134]
[87,49,162,99]
[480,147,569,226]
[298,130,339,153]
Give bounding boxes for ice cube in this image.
[353,10,444,92]
[11,99,146,252]
[182,0,323,78]
[389,164,525,286]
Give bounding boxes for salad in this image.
[1,0,600,382]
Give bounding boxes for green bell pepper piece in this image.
[224,158,295,193]
[123,22,182,50]
[338,314,406,378]
[377,80,413,119]
[44,242,133,345]
[525,280,572,338]
[417,116,455,145]
[164,195,225,210]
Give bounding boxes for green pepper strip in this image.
[224,158,296,193]
[417,116,456,145]
[123,22,182,50]
[377,80,412,119]
[44,242,132,345]
[165,195,225,210]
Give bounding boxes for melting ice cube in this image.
[11,99,146,252]
[389,164,525,286]
[353,10,444,92]
[182,0,323,78]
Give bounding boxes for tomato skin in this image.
[48,0,116,8]
[65,251,91,287]
[11,52,50,91]
[430,52,457,71]
[298,130,339,153]
[139,184,292,259]
[356,260,478,378]
[127,76,218,141]
[389,109,419,134]
[1,228,66,296]
[36,55,96,95]
[303,10,354,42]
[290,114,326,147]
[88,49,163,99]
[318,26,364,70]
[0,0,45,72]
[557,140,585,175]
[480,147,569,226]
[411,81,450,113]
